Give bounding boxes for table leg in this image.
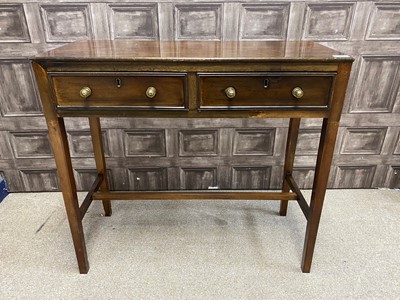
[89,117,112,216]
[49,117,89,274]
[280,118,301,216]
[32,62,89,273]
[301,118,338,272]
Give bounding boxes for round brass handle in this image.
[292,87,304,99]
[80,87,91,98]
[146,86,157,99]
[225,87,236,99]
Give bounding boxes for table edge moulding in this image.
[31,40,353,274]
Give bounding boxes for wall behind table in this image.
[0,1,399,191]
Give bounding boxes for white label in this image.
[332,54,351,58]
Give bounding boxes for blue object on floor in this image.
[0,177,8,203]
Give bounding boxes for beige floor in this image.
[0,189,399,299]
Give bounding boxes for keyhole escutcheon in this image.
[116,78,122,88]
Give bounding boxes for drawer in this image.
[51,73,187,109]
[198,73,335,110]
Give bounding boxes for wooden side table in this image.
[32,40,353,273]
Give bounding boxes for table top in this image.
[34,40,353,62]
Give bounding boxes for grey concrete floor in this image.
[0,189,399,299]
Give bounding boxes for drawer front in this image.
[51,73,187,109]
[198,73,335,110]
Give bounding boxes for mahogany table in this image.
[32,40,353,273]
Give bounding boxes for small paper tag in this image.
[208,186,220,190]
[332,54,351,58]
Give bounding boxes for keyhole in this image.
[116,78,122,88]
[264,79,269,89]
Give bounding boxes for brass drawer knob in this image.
[80,87,91,98]
[146,86,157,98]
[292,87,304,99]
[225,87,236,99]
